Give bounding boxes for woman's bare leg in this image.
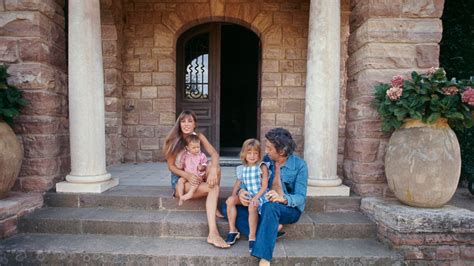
[205,165,224,218]
[182,181,229,248]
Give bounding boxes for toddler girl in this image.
[225,139,269,252]
[175,133,208,205]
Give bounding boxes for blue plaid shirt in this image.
[263,154,309,212]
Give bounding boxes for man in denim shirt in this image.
[223,128,308,266]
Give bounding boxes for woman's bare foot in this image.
[259,259,270,266]
[278,224,283,232]
[207,234,230,248]
[216,208,224,218]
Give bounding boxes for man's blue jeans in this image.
[220,201,301,261]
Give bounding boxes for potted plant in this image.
[374,67,474,207]
[0,65,28,198]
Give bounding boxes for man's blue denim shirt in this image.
[263,154,309,212]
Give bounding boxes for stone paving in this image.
[108,163,474,213]
[107,162,237,188]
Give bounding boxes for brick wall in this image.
[101,0,124,166]
[344,0,444,196]
[119,0,351,164]
[0,0,69,192]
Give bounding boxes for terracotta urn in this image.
[0,121,23,198]
[385,118,461,208]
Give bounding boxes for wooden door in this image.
[176,24,221,150]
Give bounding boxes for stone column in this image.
[304,0,349,196]
[56,0,118,193]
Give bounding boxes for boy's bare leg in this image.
[226,195,241,233]
[180,184,198,202]
[248,204,258,240]
[176,178,186,205]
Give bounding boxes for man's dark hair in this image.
[265,127,296,156]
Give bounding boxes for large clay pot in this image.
[0,121,23,199]
[385,118,461,208]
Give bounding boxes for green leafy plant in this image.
[0,65,28,125]
[373,67,474,132]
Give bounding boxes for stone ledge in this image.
[361,197,474,263]
[0,192,43,238]
[361,197,474,234]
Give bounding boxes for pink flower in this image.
[391,75,404,88]
[427,67,438,75]
[386,86,403,101]
[462,87,474,106]
[442,86,459,96]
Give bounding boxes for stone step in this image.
[219,156,241,167]
[19,207,376,239]
[0,233,402,265]
[45,185,362,212]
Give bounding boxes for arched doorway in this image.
[176,23,260,156]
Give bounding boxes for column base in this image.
[56,178,119,193]
[307,184,350,196]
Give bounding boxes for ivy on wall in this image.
[440,0,474,183]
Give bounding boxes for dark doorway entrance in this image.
[220,25,260,156]
[176,23,260,156]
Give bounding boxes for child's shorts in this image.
[171,173,179,197]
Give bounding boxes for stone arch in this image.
[120,1,311,162]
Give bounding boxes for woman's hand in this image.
[187,173,201,186]
[266,190,285,203]
[238,189,251,207]
[206,166,218,188]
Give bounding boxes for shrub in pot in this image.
[0,65,28,198]
[374,67,474,207]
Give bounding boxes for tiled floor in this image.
[107,162,237,187]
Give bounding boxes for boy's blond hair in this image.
[240,138,262,165]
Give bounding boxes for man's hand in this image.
[266,190,285,203]
[250,197,259,207]
[238,189,251,207]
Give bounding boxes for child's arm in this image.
[231,179,242,196]
[251,164,269,201]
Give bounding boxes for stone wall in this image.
[0,0,69,192]
[344,0,444,196]
[119,0,351,165]
[362,198,474,264]
[101,0,124,165]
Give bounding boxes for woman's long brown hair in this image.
[163,110,198,158]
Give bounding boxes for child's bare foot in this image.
[180,193,192,201]
[178,198,184,206]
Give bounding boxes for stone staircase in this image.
[0,185,403,265]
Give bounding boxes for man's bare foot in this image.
[207,234,230,249]
[259,259,270,266]
[216,208,224,218]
